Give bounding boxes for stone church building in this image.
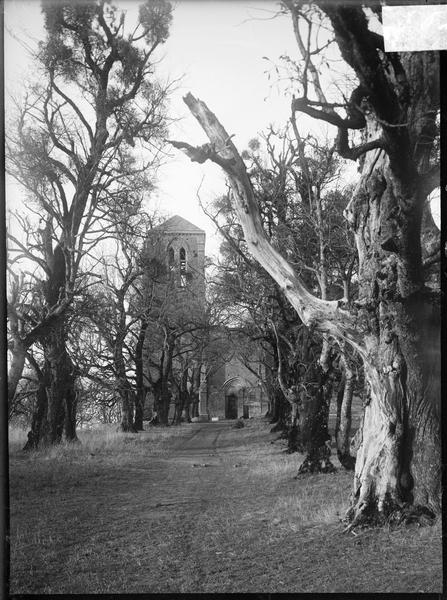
[144,215,264,420]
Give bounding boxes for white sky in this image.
[155,1,300,255]
[4,1,439,259]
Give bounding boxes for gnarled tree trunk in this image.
[174,369,190,425]
[190,393,199,419]
[154,377,170,425]
[270,320,301,448]
[334,351,355,471]
[268,387,290,431]
[345,158,440,524]
[7,338,27,406]
[23,242,79,447]
[182,396,192,423]
[25,318,78,447]
[120,387,137,433]
[265,356,290,432]
[23,369,49,451]
[134,393,145,432]
[334,376,355,470]
[134,317,149,431]
[297,335,335,474]
[114,330,138,433]
[63,366,79,443]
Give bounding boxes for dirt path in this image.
[9,421,442,594]
[132,423,248,526]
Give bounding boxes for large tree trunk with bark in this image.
[265,352,290,431]
[334,354,355,471]
[189,364,201,419]
[182,399,191,423]
[134,393,145,432]
[190,393,199,419]
[348,318,440,525]
[285,400,300,452]
[44,327,74,445]
[25,317,78,447]
[23,372,49,451]
[173,391,186,425]
[63,368,79,443]
[296,335,335,474]
[268,385,290,431]
[334,378,355,470]
[270,321,301,448]
[114,332,138,433]
[134,318,149,431]
[316,10,440,525]
[151,335,174,426]
[23,243,79,447]
[346,162,441,523]
[174,370,189,424]
[154,378,170,425]
[120,387,137,432]
[7,339,27,406]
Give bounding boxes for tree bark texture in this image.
[296,335,335,474]
[344,134,440,524]
[266,376,290,431]
[120,389,137,432]
[190,395,199,419]
[173,369,190,424]
[182,400,191,423]
[334,351,355,471]
[133,394,145,432]
[154,378,170,425]
[114,331,138,433]
[8,339,27,406]
[134,318,149,431]
[23,375,49,451]
[63,372,79,442]
[44,326,75,444]
[25,317,78,447]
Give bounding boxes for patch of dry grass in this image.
[9,422,195,457]
[272,476,350,528]
[8,418,442,594]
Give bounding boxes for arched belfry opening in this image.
[179,247,187,287]
[146,215,205,298]
[168,246,175,272]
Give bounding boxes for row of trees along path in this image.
[7,1,173,445]
[205,128,358,471]
[170,2,440,528]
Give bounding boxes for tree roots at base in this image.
[343,502,437,532]
[295,445,337,476]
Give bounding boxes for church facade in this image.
[143,215,264,421]
[206,356,265,420]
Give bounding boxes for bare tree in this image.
[7,0,173,446]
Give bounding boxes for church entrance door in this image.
[225,394,238,419]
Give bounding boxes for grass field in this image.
[8,419,442,594]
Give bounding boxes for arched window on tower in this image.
[179,247,187,287]
[168,246,175,277]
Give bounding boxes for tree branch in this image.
[168,139,236,170]
[171,93,365,355]
[336,127,385,161]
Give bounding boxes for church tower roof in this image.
[153,215,205,235]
